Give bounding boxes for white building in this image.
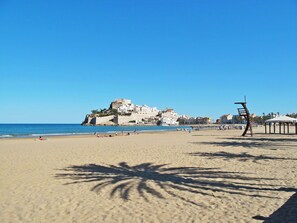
[110,99,132,110]
[113,100,161,125]
[220,114,233,124]
[158,109,179,126]
[134,105,159,115]
[159,117,179,126]
[117,104,135,114]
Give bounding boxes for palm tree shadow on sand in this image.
[55,162,292,206]
[188,151,297,163]
[189,136,296,150]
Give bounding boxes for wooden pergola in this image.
[265,116,297,134]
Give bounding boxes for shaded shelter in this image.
[265,116,297,134]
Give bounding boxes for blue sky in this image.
[0,0,296,123]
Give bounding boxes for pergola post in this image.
[279,122,281,134]
[283,123,286,134]
[269,123,271,134]
[287,123,290,134]
[273,123,276,133]
[265,123,267,134]
[295,123,297,134]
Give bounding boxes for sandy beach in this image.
[0,127,296,223]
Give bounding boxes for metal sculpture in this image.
[235,101,253,136]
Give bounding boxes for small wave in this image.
[0,135,13,138]
[30,132,93,137]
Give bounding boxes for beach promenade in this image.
[0,127,296,222]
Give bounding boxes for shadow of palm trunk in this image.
[264,192,297,223]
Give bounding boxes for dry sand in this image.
[0,127,296,223]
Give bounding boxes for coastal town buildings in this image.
[134,105,159,115]
[232,115,246,124]
[110,99,132,110]
[178,116,212,125]
[220,114,233,124]
[219,113,257,124]
[82,99,178,126]
[117,104,135,114]
[158,109,179,126]
[114,99,159,117]
[84,99,262,126]
[196,117,213,124]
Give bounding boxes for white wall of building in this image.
[115,113,157,125]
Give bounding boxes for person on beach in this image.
[39,136,47,140]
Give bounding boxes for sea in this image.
[0,124,191,138]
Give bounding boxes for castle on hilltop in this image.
[82,99,179,126]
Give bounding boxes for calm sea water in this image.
[0,124,190,138]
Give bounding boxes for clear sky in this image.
[0,0,296,123]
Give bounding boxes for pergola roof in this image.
[265,115,297,123]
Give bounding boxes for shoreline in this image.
[0,124,194,139]
[0,123,264,139]
[0,128,189,140]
